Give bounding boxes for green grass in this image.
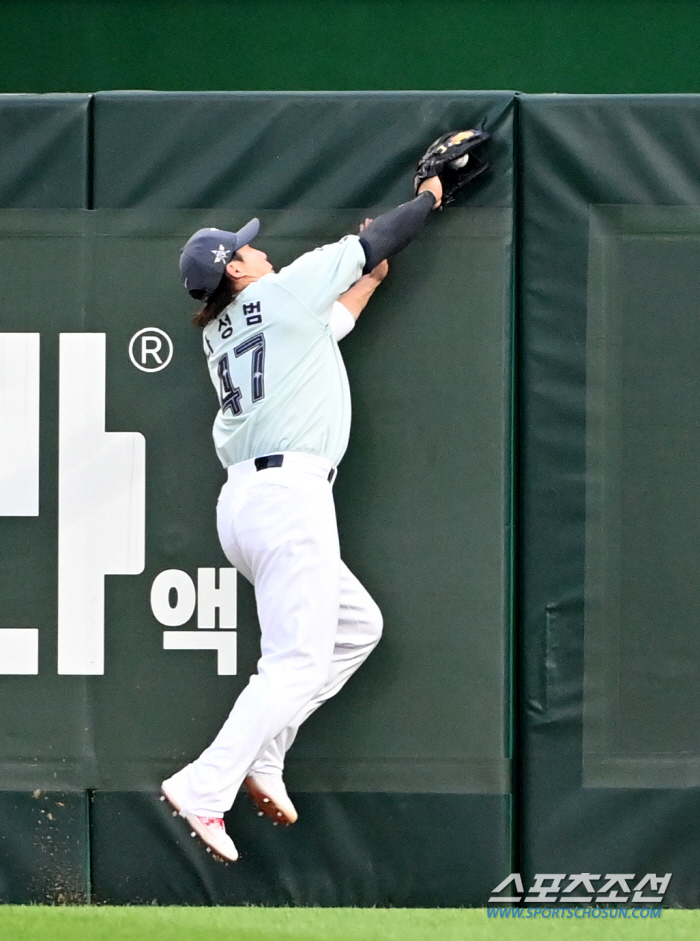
[0,907,698,941]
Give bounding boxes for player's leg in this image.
[248,561,383,777]
[163,463,341,818]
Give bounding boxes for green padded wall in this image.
[519,94,700,909]
[87,90,515,906]
[0,94,88,207]
[0,94,90,903]
[6,87,700,909]
[0,91,515,905]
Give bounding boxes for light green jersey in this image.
[202,235,365,468]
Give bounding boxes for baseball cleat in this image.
[161,781,238,862]
[244,772,298,826]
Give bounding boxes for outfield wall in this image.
[519,94,700,910]
[1,91,700,907]
[0,92,514,906]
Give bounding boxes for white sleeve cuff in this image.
[329,301,356,341]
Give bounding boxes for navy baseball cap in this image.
[179,218,260,299]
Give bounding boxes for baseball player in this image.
[162,131,490,862]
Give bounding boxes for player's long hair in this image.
[191,253,243,328]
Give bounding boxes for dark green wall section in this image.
[0,94,88,206]
[0,91,513,905]
[1,1,700,95]
[91,792,509,906]
[91,91,513,210]
[7,88,700,908]
[0,95,90,905]
[0,793,89,904]
[519,94,700,910]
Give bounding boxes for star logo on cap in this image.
[212,244,231,265]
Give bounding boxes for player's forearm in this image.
[358,190,437,273]
[337,271,385,319]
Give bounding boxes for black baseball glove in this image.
[413,129,490,206]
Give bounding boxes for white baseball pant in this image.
[163,451,382,817]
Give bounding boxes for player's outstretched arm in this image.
[359,127,490,274]
[330,239,388,341]
[329,220,389,341]
[339,218,390,322]
[359,187,439,274]
[337,259,389,320]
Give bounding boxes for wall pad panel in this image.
[0,91,515,905]
[519,93,700,909]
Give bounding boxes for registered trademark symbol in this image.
[128,328,173,373]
